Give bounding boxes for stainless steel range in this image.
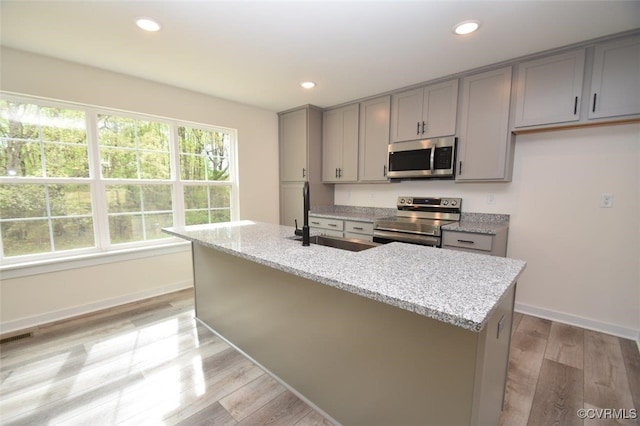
[373,196,462,247]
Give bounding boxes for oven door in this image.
[372,230,441,247]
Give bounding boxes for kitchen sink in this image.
[292,235,380,252]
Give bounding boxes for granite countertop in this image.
[309,207,511,235]
[164,221,526,332]
[442,213,511,235]
[309,206,395,222]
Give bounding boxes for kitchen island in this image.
[163,220,526,426]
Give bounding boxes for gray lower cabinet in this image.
[456,67,514,182]
[443,228,508,257]
[344,220,375,242]
[308,216,344,237]
[309,215,374,241]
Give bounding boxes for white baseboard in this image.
[515,302,640,348]
[0,280,193,335]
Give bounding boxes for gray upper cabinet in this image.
[457,67,513,182]
[588,35,640,119]
[390,79,458,143]
[280,107,309,181]
[279,105,333,226]
[514,50,585,128]
[322,103,359,183]
[358,96,391,182]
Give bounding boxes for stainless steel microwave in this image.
[387,136,456,179]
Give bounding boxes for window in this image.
[178,126,233,225]
[0,95,238,265]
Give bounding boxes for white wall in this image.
[335,123,640,340]
[0,47,280,332]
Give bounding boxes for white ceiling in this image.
[1,1,639,112]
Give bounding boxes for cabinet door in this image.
[280,182,304,227]
[341,104,360,181]
[359,96,390,182]
[589,36,640,119]
[514,50,585,127]
[322,108,342,182]
[390,88,423,143]
[457,67,513,181]
[422,79,458,138]
[280,109,308,181]
[322,104,359,182]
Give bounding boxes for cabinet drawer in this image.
[344,232,374,242]
[308,216,344,231]
[344,221,374,235]
[442,231,493,252]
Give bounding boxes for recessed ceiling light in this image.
[300,81,316,89]
[453,20,480,35]
[136,18,161,32]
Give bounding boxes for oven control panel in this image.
[397,196,461,209]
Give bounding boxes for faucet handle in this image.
[294,219,303,236]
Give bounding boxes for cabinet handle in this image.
[457,239,475,244]
[311,221,320,225]
[339,168,342,178]
[302,168,306,178]
[383,165,387,177]
[573,96,578,115]
[353,226,364,231]
[458,161,463,175]
[335,168,338,178]
[422,121,426,135]
[328,223,338,227]
[592,93,597,113]
[416,122,420,135]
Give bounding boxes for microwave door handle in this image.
[429,143,436,172]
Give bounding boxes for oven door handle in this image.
[373,230,440,246]
[374,226,437,236]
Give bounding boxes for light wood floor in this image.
[1,288,638,425]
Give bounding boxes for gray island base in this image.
[164,221,526,426]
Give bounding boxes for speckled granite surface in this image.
[443,212,510,235]
[310,205,396,222]
[163,220,526,332]
[311,206,510,234]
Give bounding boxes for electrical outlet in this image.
[488,193,495,205]
[601,193,614,208]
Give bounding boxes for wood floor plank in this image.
[583,402,638,426]
[0,312,205,397]
[512,311,524,337]
[545,321,584,369]
[295,410,337,426]
[0,331,226,422]
[499,315,552,426]
[584,330,634,411]
[2,290,637,426]
[236,390,312,426]
[219,372,287,421]
[175,401,237,426]
[54,347,251,425]
[527,358,583,426]
[619,338,640,415]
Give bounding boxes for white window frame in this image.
[0,92,239,276]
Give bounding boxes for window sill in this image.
[0,241,192,280]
